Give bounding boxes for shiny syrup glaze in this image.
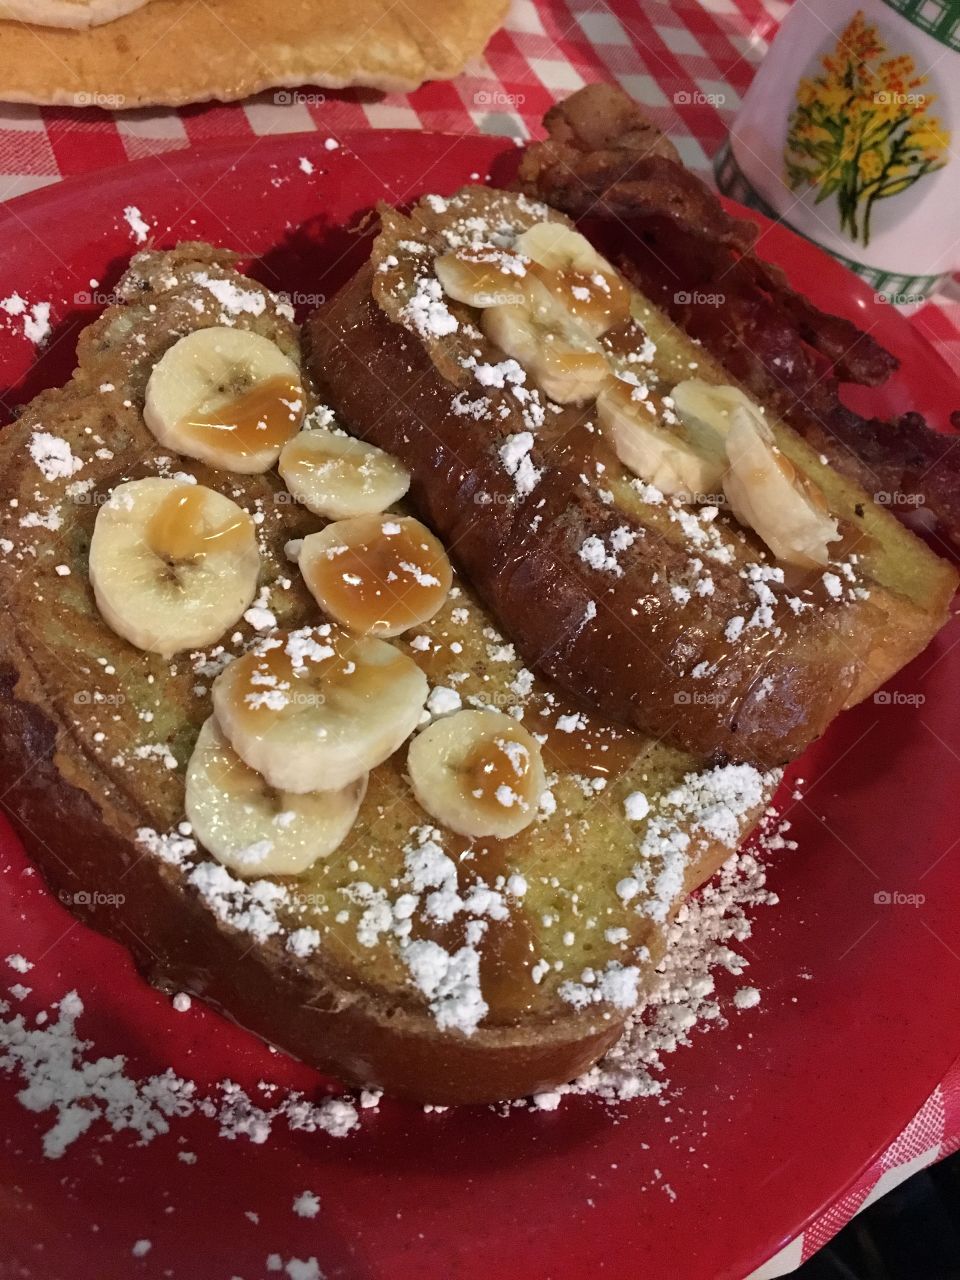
[441,241,631,338]
[600,316,655,360]
[184,375,303,459]
[280,432,348,476]
[409,835,540,1023]
[538,339,609,383]
[229,631,401,725]
[303,516,452,636]
[529,262,631,334]
[146,485,253,562]
[461,731,534,817]
[438,246,529,306]
[538,698,647,782]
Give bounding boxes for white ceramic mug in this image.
[715,0,959,305]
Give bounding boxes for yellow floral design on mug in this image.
[784,11,950,246]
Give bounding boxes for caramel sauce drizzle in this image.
[409,835,539,1022]
[529,261,631,333]
[303,517,451,636]
[461,734,532,818]
[539,701,645,783]
[184,375,303,457]
[231,632,401,725]
[281,433,339,474]
[146,485,252,562]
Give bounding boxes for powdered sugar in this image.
[498,432,541,496]
[1,293,52,346]
[542,815,788,1107]
[0,986,360,1160]
[401,275,458,339]
[123,205,151,245]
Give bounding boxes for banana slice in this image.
[515,222,631,337]
[482,301,609,404]
[144,327,304,474]
[299,514,452,637]
[670,379,756,438]
[186,716,366,877]
[278,430,410,520]
[89,478,260,658]
[723,404,840,567]
[212,625,427,793]
[434,244,530,309]
[596,377,727,499]
[407,709,546,839]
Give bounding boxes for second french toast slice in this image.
[307,187,956,766]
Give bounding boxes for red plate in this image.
[0,131,958,1280]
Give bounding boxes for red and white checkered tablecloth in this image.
[0,2,957,1273]
[0,0,957,373]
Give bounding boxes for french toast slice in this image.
[307,187,957,766]
[0,243,781,1104]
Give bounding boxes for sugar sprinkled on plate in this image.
[123,205,151,245]
[292,1190,320,1219]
